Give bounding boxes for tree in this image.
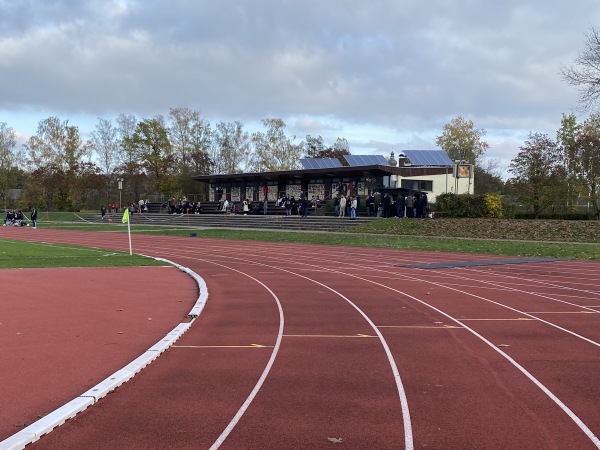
[0,122,20,208]
[211,121,250,174]
[436,116,489,165]
[305,135,324,158]
[188,113,213,175]
[23,117,90,172]
[316,148,351,166]
[25,163,69,211]
[71,162,105,210]
[572,113,600,219]
[473,159,505,195]
[168,107,195,166]
[167,109,213,200]
[116,113,139,166]
[250,118,302,172]
[127,116,175,195]
[91,117,121,176]
[507,132,566,218]
[333,137,350,153]
[561,26,600,111]
[556,113,583,207]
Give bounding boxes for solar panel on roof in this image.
[300,158,343,169]
[401,150,453,166]
[344,155,388,167]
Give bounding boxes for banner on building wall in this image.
[286,185,303,199]
[267,186,278,201]
[231,187,241,201]
[357,182,365,195]
[308,184,325,200]
[246,186,254,201]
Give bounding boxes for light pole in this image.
[117,178,124,212]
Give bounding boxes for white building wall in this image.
[394,172,474,203]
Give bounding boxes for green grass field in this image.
[0,239,165,269]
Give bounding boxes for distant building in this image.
[192,150,474,203]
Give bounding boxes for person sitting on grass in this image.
[4,210,15,226]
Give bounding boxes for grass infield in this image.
[0,239,165,269]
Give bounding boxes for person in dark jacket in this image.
[30,207,38,228]
[382,193,392,218]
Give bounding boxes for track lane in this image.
[3,228,600,449]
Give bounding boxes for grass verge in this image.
[0,238,165,269]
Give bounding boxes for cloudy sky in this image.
[1,0,598,176]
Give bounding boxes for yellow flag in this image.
[122,208,129,223]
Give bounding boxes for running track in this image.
[2,227,600,449]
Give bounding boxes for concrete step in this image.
[88,213,378,232]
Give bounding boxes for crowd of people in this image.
[139,190,430,219]
[275,195,322,217]
[167,197,202,214]
[3,207,37,228]
[363,191,429,218]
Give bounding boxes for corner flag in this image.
[121,208,132,255]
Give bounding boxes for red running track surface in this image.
[2,227,600,449]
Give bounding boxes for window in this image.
[401,180,433,191]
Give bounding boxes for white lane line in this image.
[345,274,600,449]
[186,248,600,447]
[200,262,284,450]
[154,251,414,450]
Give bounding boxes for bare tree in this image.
[116,113,139,166]
[211,121,249,174]
[168,107,195,166]
[91,117,121,175]
[23,117,90,172]
[561,26,600,111]
[305,135,324,158]
[0,122,21,208]
[250,118,302,172]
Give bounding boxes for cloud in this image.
[0,0,598,174]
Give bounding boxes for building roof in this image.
[192,150,454,184]
[192,165,401,184]
[192,163,451,184]
[399,150,453,167]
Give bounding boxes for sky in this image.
[1,0,599,178]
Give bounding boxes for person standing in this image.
[405,193,414,218]
[396,194,406,218]
[243,198,249,215]
[366,193,374,216]
[284,195,292,216]
[350,196,357,219]
[30,207,38,229]
[263,198,268,215]
[101,205,106,220]
[301,196,309,217]
[339,195,347,217]
[382,193,391,218]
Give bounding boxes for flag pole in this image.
[122,208,133,255]
[127,216,132,255]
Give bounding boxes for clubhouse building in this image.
[192,151,474,203]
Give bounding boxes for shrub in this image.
[483,194,503,218]
[436,193,486,218]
